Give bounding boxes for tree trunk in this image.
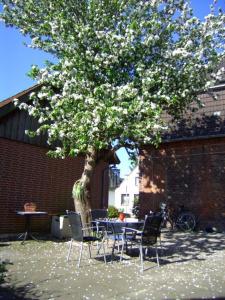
[73,147,97,226]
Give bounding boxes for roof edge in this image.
[0,84,41,119]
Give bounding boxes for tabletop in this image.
[94,218,144,234]
[94,218,144,224]
[16,211,47,216]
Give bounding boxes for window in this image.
[135,177,139,186]
[121,194,130,206]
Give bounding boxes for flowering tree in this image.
[1,0,225,224]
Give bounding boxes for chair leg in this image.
[155,246,160,267]
[145,247,148,257]
[96,238,102,254]
[159,235,163,255]
[117,236,120,252]
[96,224,99,249]
[101,239,107,264]
[120,236,125,262]
[140,244,144,272]
[97,230,107,254]
[77,242,83,268]
[67,239,73,262]
[88,243,92,258]
[111,239,116,263]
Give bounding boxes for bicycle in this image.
[159,202,196,231]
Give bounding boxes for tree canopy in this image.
[1,0,225,157]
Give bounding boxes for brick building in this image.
[0,86,118,235]
[139,82,225,230]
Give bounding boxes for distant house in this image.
[113,166,139,215]
[139,81,225,230]
[0,86,119,236]
[108,166,121,207]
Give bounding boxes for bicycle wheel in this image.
[176,213,196,231]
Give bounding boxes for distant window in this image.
[121,194,129,206]
[135,177,139,186]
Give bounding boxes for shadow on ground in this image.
[0,285,33,300]
[116,230,225,266]
[0,260,34,300]
[159,230,225,264]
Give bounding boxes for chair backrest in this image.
[67,211,83,242]
[90,209,108,221]
[109,222,124,235]
[142,215,162,246]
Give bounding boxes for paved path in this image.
[0,231,225,299]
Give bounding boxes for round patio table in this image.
[94,219,144,261]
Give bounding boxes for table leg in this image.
[19,215,30,244]
[21,231,28,245]
[19,215,39,244]
[111,239,116,263]
[17,232,25,239]
[29,233,38,241]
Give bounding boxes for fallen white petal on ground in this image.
[0,232,225,299]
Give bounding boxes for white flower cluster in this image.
[2,0,224,157]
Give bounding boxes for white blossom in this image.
[1,0,224,159]
[13,98,19,106]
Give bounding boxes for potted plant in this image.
[118,208,125,221]
[107,206,119,219]
[24,202,37,212]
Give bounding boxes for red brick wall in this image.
[139,138,225,230]
[0,138,109,234]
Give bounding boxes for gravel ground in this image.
[0,231,225,300]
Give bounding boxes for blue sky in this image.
[1,0,224,101]
[0,0,224,177]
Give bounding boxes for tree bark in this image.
[73,147,98,226]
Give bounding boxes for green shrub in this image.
[0,262,6,284]
[108,206,119,218]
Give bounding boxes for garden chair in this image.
[90,209,122,258]
[106,221,125,261]
[90,209,108,221]
[120,214,163,272]
[66,211,106,268]
[90,209,108,246]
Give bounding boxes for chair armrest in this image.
[122,227,142,234]
[82,226,98,231]
[91,221,99,224]
[91,221,104,226]
[82,226,106,231]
